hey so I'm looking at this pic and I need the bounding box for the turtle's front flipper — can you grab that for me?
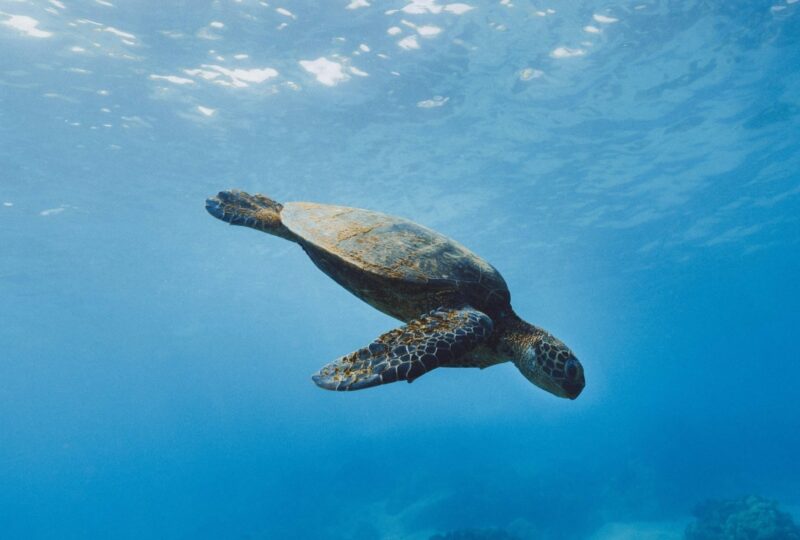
[205,190,295,240]
[312,307,493,391]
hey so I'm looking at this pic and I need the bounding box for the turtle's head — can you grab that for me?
[506,322,585,399]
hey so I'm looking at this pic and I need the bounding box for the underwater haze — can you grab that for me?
[1,0,799,538]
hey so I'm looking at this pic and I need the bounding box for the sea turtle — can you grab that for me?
[206,190,585,399]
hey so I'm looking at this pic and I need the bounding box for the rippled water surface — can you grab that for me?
[1,1,799,538]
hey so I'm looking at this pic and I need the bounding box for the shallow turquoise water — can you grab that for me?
[1,1,799,539]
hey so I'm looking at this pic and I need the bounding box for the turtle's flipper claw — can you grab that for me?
[205,194,235,223]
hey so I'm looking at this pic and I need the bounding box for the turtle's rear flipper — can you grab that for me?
[312,307,493,391]
[206,190,295,240]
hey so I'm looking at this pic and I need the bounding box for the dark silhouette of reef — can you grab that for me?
[685,495,800,540]
[429,528,521,540]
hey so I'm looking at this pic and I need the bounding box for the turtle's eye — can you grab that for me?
[565,358,579,379]
[561,356,584,399]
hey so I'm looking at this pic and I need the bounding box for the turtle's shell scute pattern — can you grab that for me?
[280,202,511,320]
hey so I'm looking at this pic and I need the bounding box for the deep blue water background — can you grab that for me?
[1,1,799,538]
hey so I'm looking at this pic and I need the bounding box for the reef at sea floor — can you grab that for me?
[429,528,521,540]
[685,495,800,540]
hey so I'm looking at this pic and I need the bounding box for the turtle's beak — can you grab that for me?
[562,379,584,400]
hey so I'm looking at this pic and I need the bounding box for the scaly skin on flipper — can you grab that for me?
[205,190,295,240]
[312,307,493,391]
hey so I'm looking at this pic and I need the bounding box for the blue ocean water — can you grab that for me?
[1,0,799,538]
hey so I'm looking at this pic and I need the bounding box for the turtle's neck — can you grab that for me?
[494,311,546,362]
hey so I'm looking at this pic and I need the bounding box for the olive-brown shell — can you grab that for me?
[280,202,511,317]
